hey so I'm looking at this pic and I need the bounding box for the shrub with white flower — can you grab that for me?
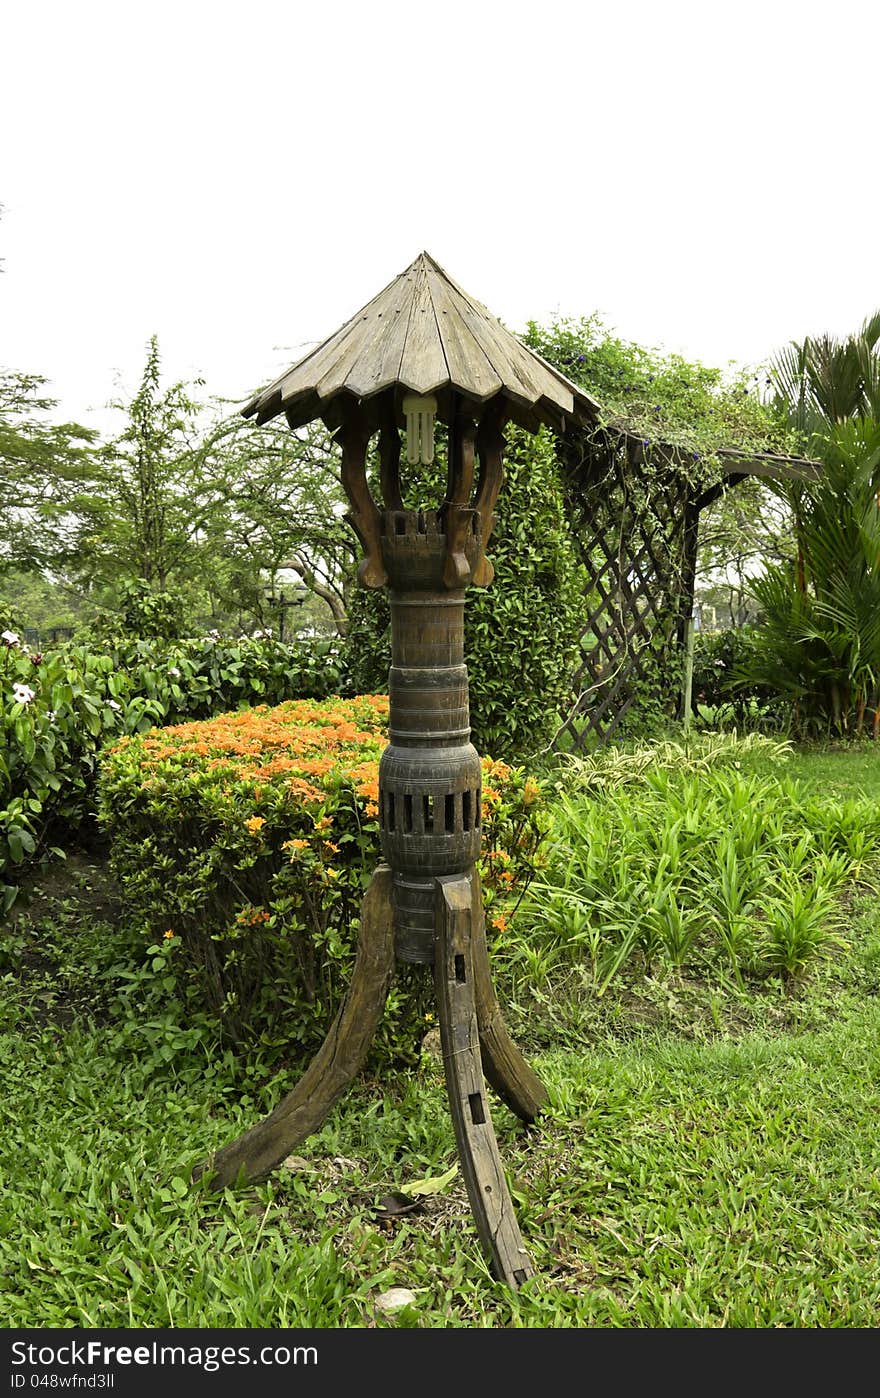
[1,630,341,900]
[1,644,159,901]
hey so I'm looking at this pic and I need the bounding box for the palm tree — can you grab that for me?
[741,315,880,736]
[769,310,880,435]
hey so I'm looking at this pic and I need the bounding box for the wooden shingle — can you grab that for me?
[242,251,601,433]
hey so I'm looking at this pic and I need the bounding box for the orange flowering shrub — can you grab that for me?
[97,696,547,1064]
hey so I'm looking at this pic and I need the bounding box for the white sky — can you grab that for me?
[2,0,878,437]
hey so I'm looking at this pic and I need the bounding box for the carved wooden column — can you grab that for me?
[378,505,481,963]
[371,401,543,1285]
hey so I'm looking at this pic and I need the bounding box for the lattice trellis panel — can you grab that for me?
[554,433,696,748]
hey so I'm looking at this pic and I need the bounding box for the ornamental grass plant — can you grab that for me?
[494,733,876,1009]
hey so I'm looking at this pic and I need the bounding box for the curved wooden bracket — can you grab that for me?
[378,398,404,512]
[472,402,507,588]
[338,408,386,589]
[444,405,477,589]
[193,866,395,1190]
[469,868,547,1122]
[434,875,534,1288]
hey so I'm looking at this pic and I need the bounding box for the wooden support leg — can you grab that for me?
[193,865,395,1190]
[434,875,534,1288]
[469,869,548,1123]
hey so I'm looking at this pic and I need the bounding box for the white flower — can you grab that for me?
[168,666,181,678]
[1,630,20,647]
[106,699,121,711]
[12,682,35,705]
[47,710,57,723]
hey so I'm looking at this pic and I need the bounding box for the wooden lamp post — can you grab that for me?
[196,253,600,1286]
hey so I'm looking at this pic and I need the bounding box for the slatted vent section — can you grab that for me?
[380,788,481,835]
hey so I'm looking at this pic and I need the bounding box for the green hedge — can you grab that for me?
[97,696,547,1067]
[0,631,342,905]
[99,632,341,722]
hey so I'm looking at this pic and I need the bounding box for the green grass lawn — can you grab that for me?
[4,739,880,1328]
[784,745,880,800]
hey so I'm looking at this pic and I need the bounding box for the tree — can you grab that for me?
[739,313,880,734]
[695,478,795,627]
[65,336,224,593]
[0,370,96,575]
[25,338,361,639]
[769,311,880,437]
[746,419,880,734]
[0,567,84,638]
[204,415,355,636]
[693,310,880,634]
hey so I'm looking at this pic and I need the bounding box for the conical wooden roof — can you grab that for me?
[242,251,601,433]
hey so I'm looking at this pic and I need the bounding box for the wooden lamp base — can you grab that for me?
[194,864,546,1289]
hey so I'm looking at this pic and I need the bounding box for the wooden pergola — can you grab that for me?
[550,418,819,746]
